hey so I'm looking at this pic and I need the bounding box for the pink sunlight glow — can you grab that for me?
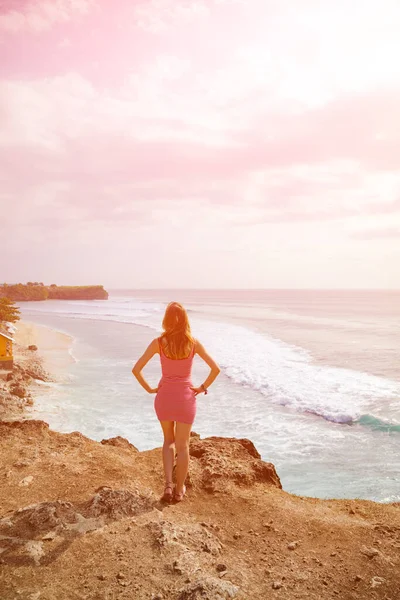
[1,0,400,288]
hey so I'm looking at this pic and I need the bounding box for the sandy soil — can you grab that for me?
[13,321,75,378]
[0,421,399,600]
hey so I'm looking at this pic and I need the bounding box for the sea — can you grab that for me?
[18,289,400,503]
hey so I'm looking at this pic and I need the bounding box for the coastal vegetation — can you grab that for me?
[0,283,108,302]
[0,297,20,325]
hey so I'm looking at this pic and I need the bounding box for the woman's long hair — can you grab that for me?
[160,302,194,359]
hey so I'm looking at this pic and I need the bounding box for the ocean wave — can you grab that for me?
[22,297,400,426]
[355,414,400,433]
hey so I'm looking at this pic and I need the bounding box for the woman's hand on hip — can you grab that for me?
[149,387,158,394]
[190,386,204,396]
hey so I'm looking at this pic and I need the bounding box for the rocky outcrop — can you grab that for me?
[0,353,50,420]
[0,283,109,301]
[101,436,139,452]
[0,421,399,600]
[186,434,281,492]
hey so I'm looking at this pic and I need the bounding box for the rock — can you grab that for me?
[355,575,363,582]
[0,420,49,437]
[100,436,138,452]
[188,435,281,493]
[148,520,222,556]
[97,574,106,581]
[10,385,26,398]
[173,560,184,575]
[361,545,380,559]
[18,475,34,486]
[152,595,163,600]
[178,576,239,599]
[287,541,299,550]
[116,572,125,580]
[371,576,386,587]
[272,581,283,590]
[13,459,32,468]
[25,540,44,566]
[216,564,227,572]
[6,372,13,381]
[42,531,57,541]
[28,345,38,351]
[82,486,154,519]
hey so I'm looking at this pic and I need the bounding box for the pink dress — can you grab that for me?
[154,338,196,425]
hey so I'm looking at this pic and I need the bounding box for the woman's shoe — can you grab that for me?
[174,484,186,503]
[162,483,174,502]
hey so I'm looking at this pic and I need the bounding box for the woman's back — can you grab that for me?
[158,337,195,381]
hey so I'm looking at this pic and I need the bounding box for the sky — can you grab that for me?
[1,0,400,289]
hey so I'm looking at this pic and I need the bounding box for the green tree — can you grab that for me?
[0,297,20,324]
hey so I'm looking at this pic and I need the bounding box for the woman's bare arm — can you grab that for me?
[191,340,221,395]
[132,338,159,393]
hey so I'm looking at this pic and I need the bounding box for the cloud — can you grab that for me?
[0,0,95,33]
[1,70,400,244]
[133,0,210,33]
[350,226,400,240]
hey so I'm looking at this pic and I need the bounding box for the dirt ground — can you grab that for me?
[0,420,399,600]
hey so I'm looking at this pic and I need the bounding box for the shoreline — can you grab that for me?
[14,320,76,378]
[0,320,74,422]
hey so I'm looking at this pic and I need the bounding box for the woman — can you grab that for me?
[132,302,220,502]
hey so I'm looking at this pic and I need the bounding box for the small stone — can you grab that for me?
[349,508,356,515]
[371,576,385,588]
[216,563,227,572]
[116,572,125,580]
[42,531,57,541]
[18,475,33,486]
[97,574,106,581]
[272,581,282,590]
[28,594,41,600]
[330,551,337,557]
[200,522,208,527]
[233,533,241,540]
[152,595,163,600]
[322,580,328,586]
[173,560,183,575]
[287,541,299,550]
[361,546,380,559]
[355,575,363,582]
[13,459,31,468]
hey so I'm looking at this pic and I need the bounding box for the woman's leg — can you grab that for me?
[175,421,192,494]
[160,420,176,485]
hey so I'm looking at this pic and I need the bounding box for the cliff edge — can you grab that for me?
[0,420,399,600]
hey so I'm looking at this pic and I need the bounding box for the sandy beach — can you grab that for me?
[13,320,75,379]
[0,321,75,422]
